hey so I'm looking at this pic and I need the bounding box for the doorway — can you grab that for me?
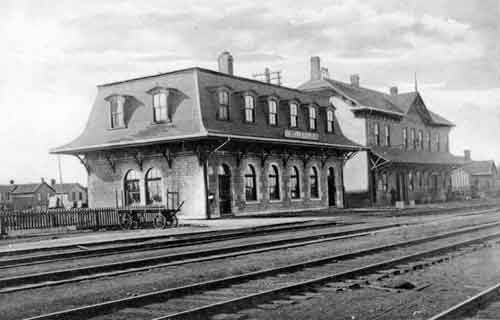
[218,164,232,216]
[396,172,408,202]
[328,167,336,206]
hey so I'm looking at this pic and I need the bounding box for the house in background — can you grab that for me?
[451,150,497,198]
[49,179,88,208]
[9,179,56,210]
[299,57,464,207]
[0,181,15,210]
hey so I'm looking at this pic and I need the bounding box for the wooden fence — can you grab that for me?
[0,207,164,234]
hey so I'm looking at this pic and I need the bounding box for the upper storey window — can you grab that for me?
[419,130,424,150]
[326,110,334,133]
[108,95,125,129]
[244,95,255,123]
[374,122,380,146]
[308,106,317,131]
[403,128,408,149]
[218,90,230,121]
[444,135,449,152]
[411,128,416,150]
[427,132,431,151]
[153,92,168,122]
[268,99,278,126]
[385,125,390,146]
[289,102,298,128]
[436,134,440,152]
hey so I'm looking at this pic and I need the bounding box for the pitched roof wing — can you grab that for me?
[371,146,465,166]
[463,160,497,175]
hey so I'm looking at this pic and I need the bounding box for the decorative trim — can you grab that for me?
[74,154,90,174]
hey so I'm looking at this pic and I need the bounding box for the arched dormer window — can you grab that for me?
[326,109,334,133]
[244,94,255,123]
[217,90,230,120]
[289,101,299,128]
[308,105,317,131]
[106,95,126,129]
[147,87,171,123]
[268,98,278,126]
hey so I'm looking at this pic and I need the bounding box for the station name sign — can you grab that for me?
[284,129,319,141]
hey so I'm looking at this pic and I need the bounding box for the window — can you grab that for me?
[145,168,163,205]
[436,134,440,152]
[124,170,141,206]
[427,132,431,151]
[268,99,278,125]
[289,103,298,128]
[403,128,408,149]
[419,130,424,150]
[109,96,125,128]
[72,192,76,201]
[374,122,380,146]
[290,166,300,199]
[217,90,229,120]
[244,165,257,201]
[411,128,416,149]
[153,92,168,122]
[244,95,255,123]
[416,171,421,189]
[384,125,390,146]
[382,173,388,192]
[444,135,449,152]
[268,165,280,200]
[309,167,319,198]
[79,192,83,201]
[408,171,414,191]
[308,106,317,130]
[326,110,334,133]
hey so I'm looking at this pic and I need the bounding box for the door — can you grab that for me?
[218,164,232,216]
[328,167,336,206]
[397,172,407,202]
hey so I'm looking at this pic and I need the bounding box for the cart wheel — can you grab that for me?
[165,215,178,228]
[154,214,167,229]
[120,213,133,230]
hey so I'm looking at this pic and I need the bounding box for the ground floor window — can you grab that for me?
[244,164,257,201]
[124,170,141,206]
[309,166,319,198]
[408,171,414,191]
[290,166,300,199]
[146,168,163,205]
[268,165,280,200]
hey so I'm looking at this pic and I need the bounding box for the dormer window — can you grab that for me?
[268,99,278,125]
[218,90,230,120]
[107,95,125,129]
[153,92,168,122]
[326,109,334,133]
[289,102,298,128]
[308,106,317,131]
[244,94,255,123]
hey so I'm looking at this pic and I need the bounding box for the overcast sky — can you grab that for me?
[0,0,499,185]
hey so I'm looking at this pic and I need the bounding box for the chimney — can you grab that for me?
[51,179,56,187]
[41,177,45,184]
[390,86,398,96]
[350,74,360,87]
[310,56,321,80]
[218,51,234,75]
[320,67,330,79]
[464,149,471,161]
[9,180,14,185]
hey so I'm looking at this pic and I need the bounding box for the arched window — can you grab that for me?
[268,165,280,200]
[290,166,300,199]
[145,168,163,205]
[124,170,141,206]
[408,171,414,191]
[244,164,257,201]
[244,95,255,123]
[218,90,229,120]
[310,166,319,198]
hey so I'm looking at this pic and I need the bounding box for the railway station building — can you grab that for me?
[51,52,362,219]
[299,57,465,207]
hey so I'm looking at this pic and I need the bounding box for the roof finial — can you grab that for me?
[414,71,418,92]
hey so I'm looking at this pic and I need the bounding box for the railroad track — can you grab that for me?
[20,221,500,320]
[0,222,403,292]
[427,281,500,320]
[4,207,499,268]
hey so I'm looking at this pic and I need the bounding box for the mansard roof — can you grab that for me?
[299,78,454,127]
[52,68,361,154]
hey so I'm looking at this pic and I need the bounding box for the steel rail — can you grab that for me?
[426,282,500,320]
[20,223,500,320]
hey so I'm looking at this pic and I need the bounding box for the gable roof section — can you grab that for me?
[463,160,497,176]
[10,183,55,195]
[0,185,15,193]
[299,78,454,126]
[53,183,87,194]
[371,146,465,166]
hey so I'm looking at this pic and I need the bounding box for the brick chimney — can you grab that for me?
[390,86,398,96]
[51,179,56,187]
[310,56,321,80]
[41,177,45,184]
[218,51,234,75]
[350,74,360,87]
[464,149,471,161]
[9,180,14,185]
